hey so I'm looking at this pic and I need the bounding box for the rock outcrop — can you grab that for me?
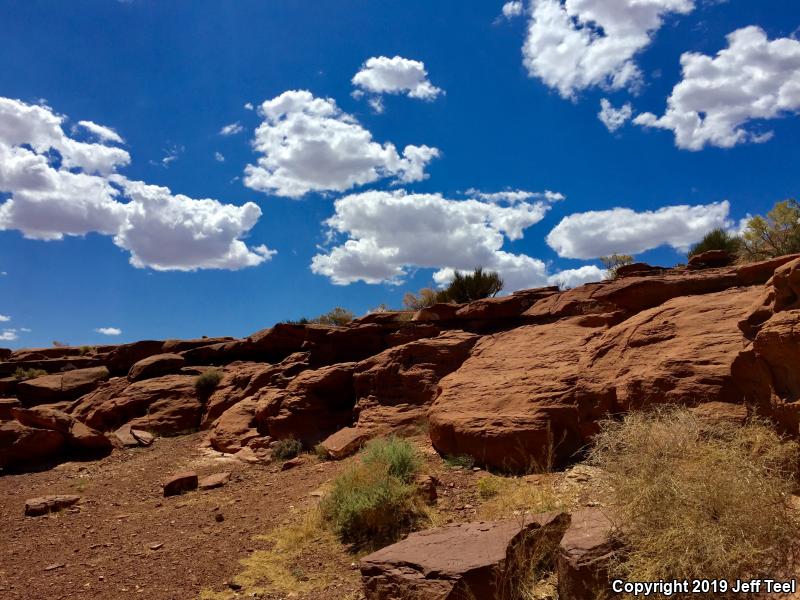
[128,353,186,381]
[557,508,617,600]
[16,366,110,406]
[360,513,569,600]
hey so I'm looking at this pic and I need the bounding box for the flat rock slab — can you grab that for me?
[162,471,198,497]
[199,472,231,490]
[25,494,81,516]
[360,512,569,600]
[319,426,373,460]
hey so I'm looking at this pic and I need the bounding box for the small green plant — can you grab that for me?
[438,267,504,303]
[477,476,502,499]
[14,367,48,381]
[688,228,741,258]
[361,437,422,481]
[600,253,634,279]
[321,437,425,548]
[314,443,330,460]
[444,453,475,469]
[194,369,222,394]
[272,437,303,460]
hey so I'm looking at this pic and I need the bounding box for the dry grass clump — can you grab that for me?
[321,436,427,549]
[272,437,303,460]
[590,407,800,590]
[477,475,564,521]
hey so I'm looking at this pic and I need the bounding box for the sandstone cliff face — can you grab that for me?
[4,256,800,473]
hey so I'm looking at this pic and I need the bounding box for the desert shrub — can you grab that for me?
[78,345,96,356]
[14,367,48,381]
[361,436,421,481]
[688,228,741,258]
[599,254,634,279]
[740,199,800,262]
[444,453,475,469]
[321,437,424,548]
[272,437,303,460]
[194,369,222,394]
[402,287,442,310]
[590,407,800,591]
[314,307,354,326]
[477,475,502,499]
[438,268,504,303]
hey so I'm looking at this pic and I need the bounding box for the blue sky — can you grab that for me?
[1,0,799,348]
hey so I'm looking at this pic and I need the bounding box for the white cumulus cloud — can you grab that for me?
[352,56,443,101]
[0,314,9,322]
[0,329,17,341]
[547,264,607,288]
[95,327,122,336]
[634,26,800,150]
[523,0,695,99]
[0,97,273,271]
[243,90,440,198]
[502,1,525,19]
[598,98,633,132]
[546,201,731,259]
[311,189,561,291]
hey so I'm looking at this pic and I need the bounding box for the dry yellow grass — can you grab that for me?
[476,474,565,521]
[590,406,800,594]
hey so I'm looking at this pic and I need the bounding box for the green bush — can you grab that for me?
[438,267,503,303]
[314,307,354,326]
[688,228,741,258]
[321,437,424,548]
[272,437,303,460]
[194,369,222,394]
[740,199,800,262]
[361,437,422,482]
[14,367,48,381]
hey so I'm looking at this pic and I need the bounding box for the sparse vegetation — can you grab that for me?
[590,407,800,590]
[600,253,634,279]
[272,437,303,460]
[314,307,355,326]
[438,267,504,303]
[14,367,48,381]
[402,287,441,310]
[194,369,222,394]
[78,345,95,356]
[688,227,741,258]
[320,437,425,549]
[476,475,563,521]
[740,199,800,262]
[444,453,475,469]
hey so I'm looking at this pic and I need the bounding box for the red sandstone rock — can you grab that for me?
[0,420,65,469]
[11,406,111,451]
[24,494,81,516]
[318,426,373,460]
[71,374,201,435]
[0,397,20,419]
[360,513,569,600]
[688,250,734,269]
[257,363,356,444]
[557,508,617,600]
[16,366,110,406]
[162,471,198,496]
[199,472,231,490]
[411,303,461,322]
[128,353,186,381]
[454,287,559,320]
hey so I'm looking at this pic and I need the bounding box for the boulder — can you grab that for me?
[454,287,560,321]
[360,513,569,600]
[412,303,461,322]
[24,494,81,516]
[0,357,102,376]
[431,287,759,472]
[128,353,186,381]
[209,396,263,453]
[0,397,20,419]
[318,426,373,460]
[70,374,201,435]
[114,423,141,447]
[0,419,65,469]
[688,250,734,270]
[199,471,231,490]
[0,347,11,361]
[162,471,198,496]
[11,406,111,451]
[104,340,166,375]
[257,363,356,444]
[614,262,666,278]
[16,366,110,406]
[557,508,617,600]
